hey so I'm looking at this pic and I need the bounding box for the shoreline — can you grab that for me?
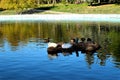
[0,14,120,22]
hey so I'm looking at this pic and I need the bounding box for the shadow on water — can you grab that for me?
[0,8,5,11]
[18,6,54,14]
[0,8,6,14]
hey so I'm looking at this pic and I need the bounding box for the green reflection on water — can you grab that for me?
[0,21,120,68]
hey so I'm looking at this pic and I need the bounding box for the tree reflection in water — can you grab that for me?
[85,53,94,69]
[47,50,112,69]
[0,21,120,68]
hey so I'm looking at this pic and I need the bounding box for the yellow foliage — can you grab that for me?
[0,0,37,10]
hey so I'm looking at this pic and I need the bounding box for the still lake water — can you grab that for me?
[0,21,120,80]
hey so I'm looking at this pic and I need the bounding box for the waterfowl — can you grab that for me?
[47,42,62,54]
[47,46,58,54]
[47,42,58,54]
[47,37,101,55]
[77,38,86,52]
[94,42,101,50]
[48,42,57,48]
[62,38,78,52]
[85,38,101,53]
[62,43,73,52]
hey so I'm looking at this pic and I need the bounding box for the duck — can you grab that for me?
[47,42,62,54]
[94,42,101,50]
[62,38,78,52]
[62,43,73,52]
[47,38,78,53]
[85,38,101,53]
[77,38,86,52]
[47,42,57,54]
[48,42,57,48]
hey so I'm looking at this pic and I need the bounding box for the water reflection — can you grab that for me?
[47,49,113,69]
[0,21,120,68]
[85,53,94,69]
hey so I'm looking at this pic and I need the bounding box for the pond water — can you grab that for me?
[0,21,120,80]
